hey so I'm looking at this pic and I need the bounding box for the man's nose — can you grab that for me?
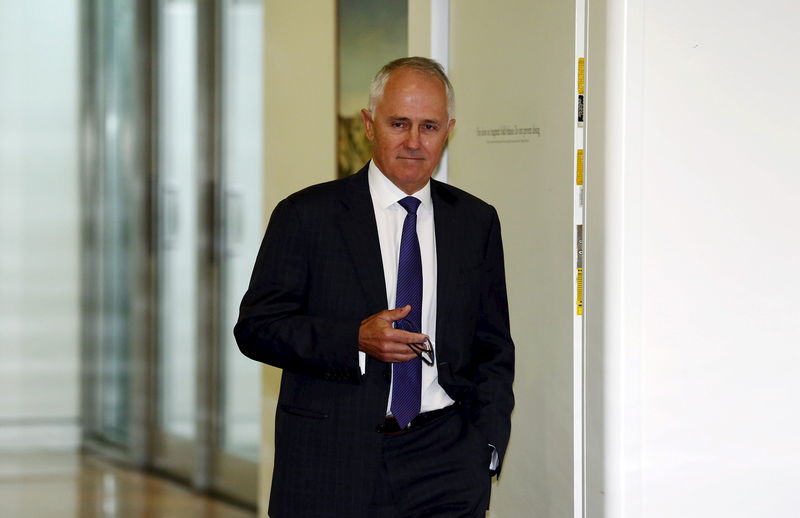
[404,127,421,150]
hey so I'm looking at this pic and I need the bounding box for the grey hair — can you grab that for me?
[368,57,455,119]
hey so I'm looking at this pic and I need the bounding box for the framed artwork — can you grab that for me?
[337,0,408,177]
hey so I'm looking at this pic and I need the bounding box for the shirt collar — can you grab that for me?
[368,160,432,211]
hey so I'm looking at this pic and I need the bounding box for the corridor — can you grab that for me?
[0,451,256,518]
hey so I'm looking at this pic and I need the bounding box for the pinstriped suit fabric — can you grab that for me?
[234,166,514,518]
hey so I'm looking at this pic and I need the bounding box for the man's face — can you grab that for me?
[361,68,455,195]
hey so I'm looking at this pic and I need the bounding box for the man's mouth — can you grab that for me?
[397,156,425,160]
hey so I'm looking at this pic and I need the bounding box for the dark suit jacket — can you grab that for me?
[234,165,514,518]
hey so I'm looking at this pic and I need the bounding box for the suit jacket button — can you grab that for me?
[375,424,385,433]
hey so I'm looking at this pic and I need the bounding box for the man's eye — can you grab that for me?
[424,124,438,131]
[391,122,406,128]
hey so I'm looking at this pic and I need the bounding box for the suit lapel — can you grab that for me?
[337,172,461,349]
[432,180,460,358]
[338,167,388,313]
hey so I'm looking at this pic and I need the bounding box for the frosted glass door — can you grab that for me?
[217,0,263,463]
[156,0,199,459]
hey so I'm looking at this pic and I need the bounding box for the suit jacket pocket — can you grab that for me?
[279,403,329,419]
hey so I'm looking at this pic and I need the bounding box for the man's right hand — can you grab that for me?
[358,305,429,363]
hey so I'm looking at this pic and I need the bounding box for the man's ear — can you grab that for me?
[446,118,456,137]
[360,109,375,142]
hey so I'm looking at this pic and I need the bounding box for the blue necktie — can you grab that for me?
[390,196,423,429]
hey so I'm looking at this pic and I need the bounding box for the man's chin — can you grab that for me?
[396,166,434,181]
[394,159,432,174]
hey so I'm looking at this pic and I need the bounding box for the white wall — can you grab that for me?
[260,0,337,513]
[447,1,577,516]
[586,0,800,516]
[0,0,80,450]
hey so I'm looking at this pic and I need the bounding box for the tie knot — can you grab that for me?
[398,196,421,214]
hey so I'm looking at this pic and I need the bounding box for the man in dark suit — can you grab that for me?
[235,57,514,518]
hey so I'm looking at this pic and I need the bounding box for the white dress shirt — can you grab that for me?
[359,161,455,414]
[361,161,499,471]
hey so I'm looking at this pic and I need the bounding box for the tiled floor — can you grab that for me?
[0,451,256,518]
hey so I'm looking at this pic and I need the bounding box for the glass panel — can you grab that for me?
[219,0,263,461]
[92,0,138,445]
[157,0,199,441]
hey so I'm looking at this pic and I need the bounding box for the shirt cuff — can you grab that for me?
[489,444,499,471]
